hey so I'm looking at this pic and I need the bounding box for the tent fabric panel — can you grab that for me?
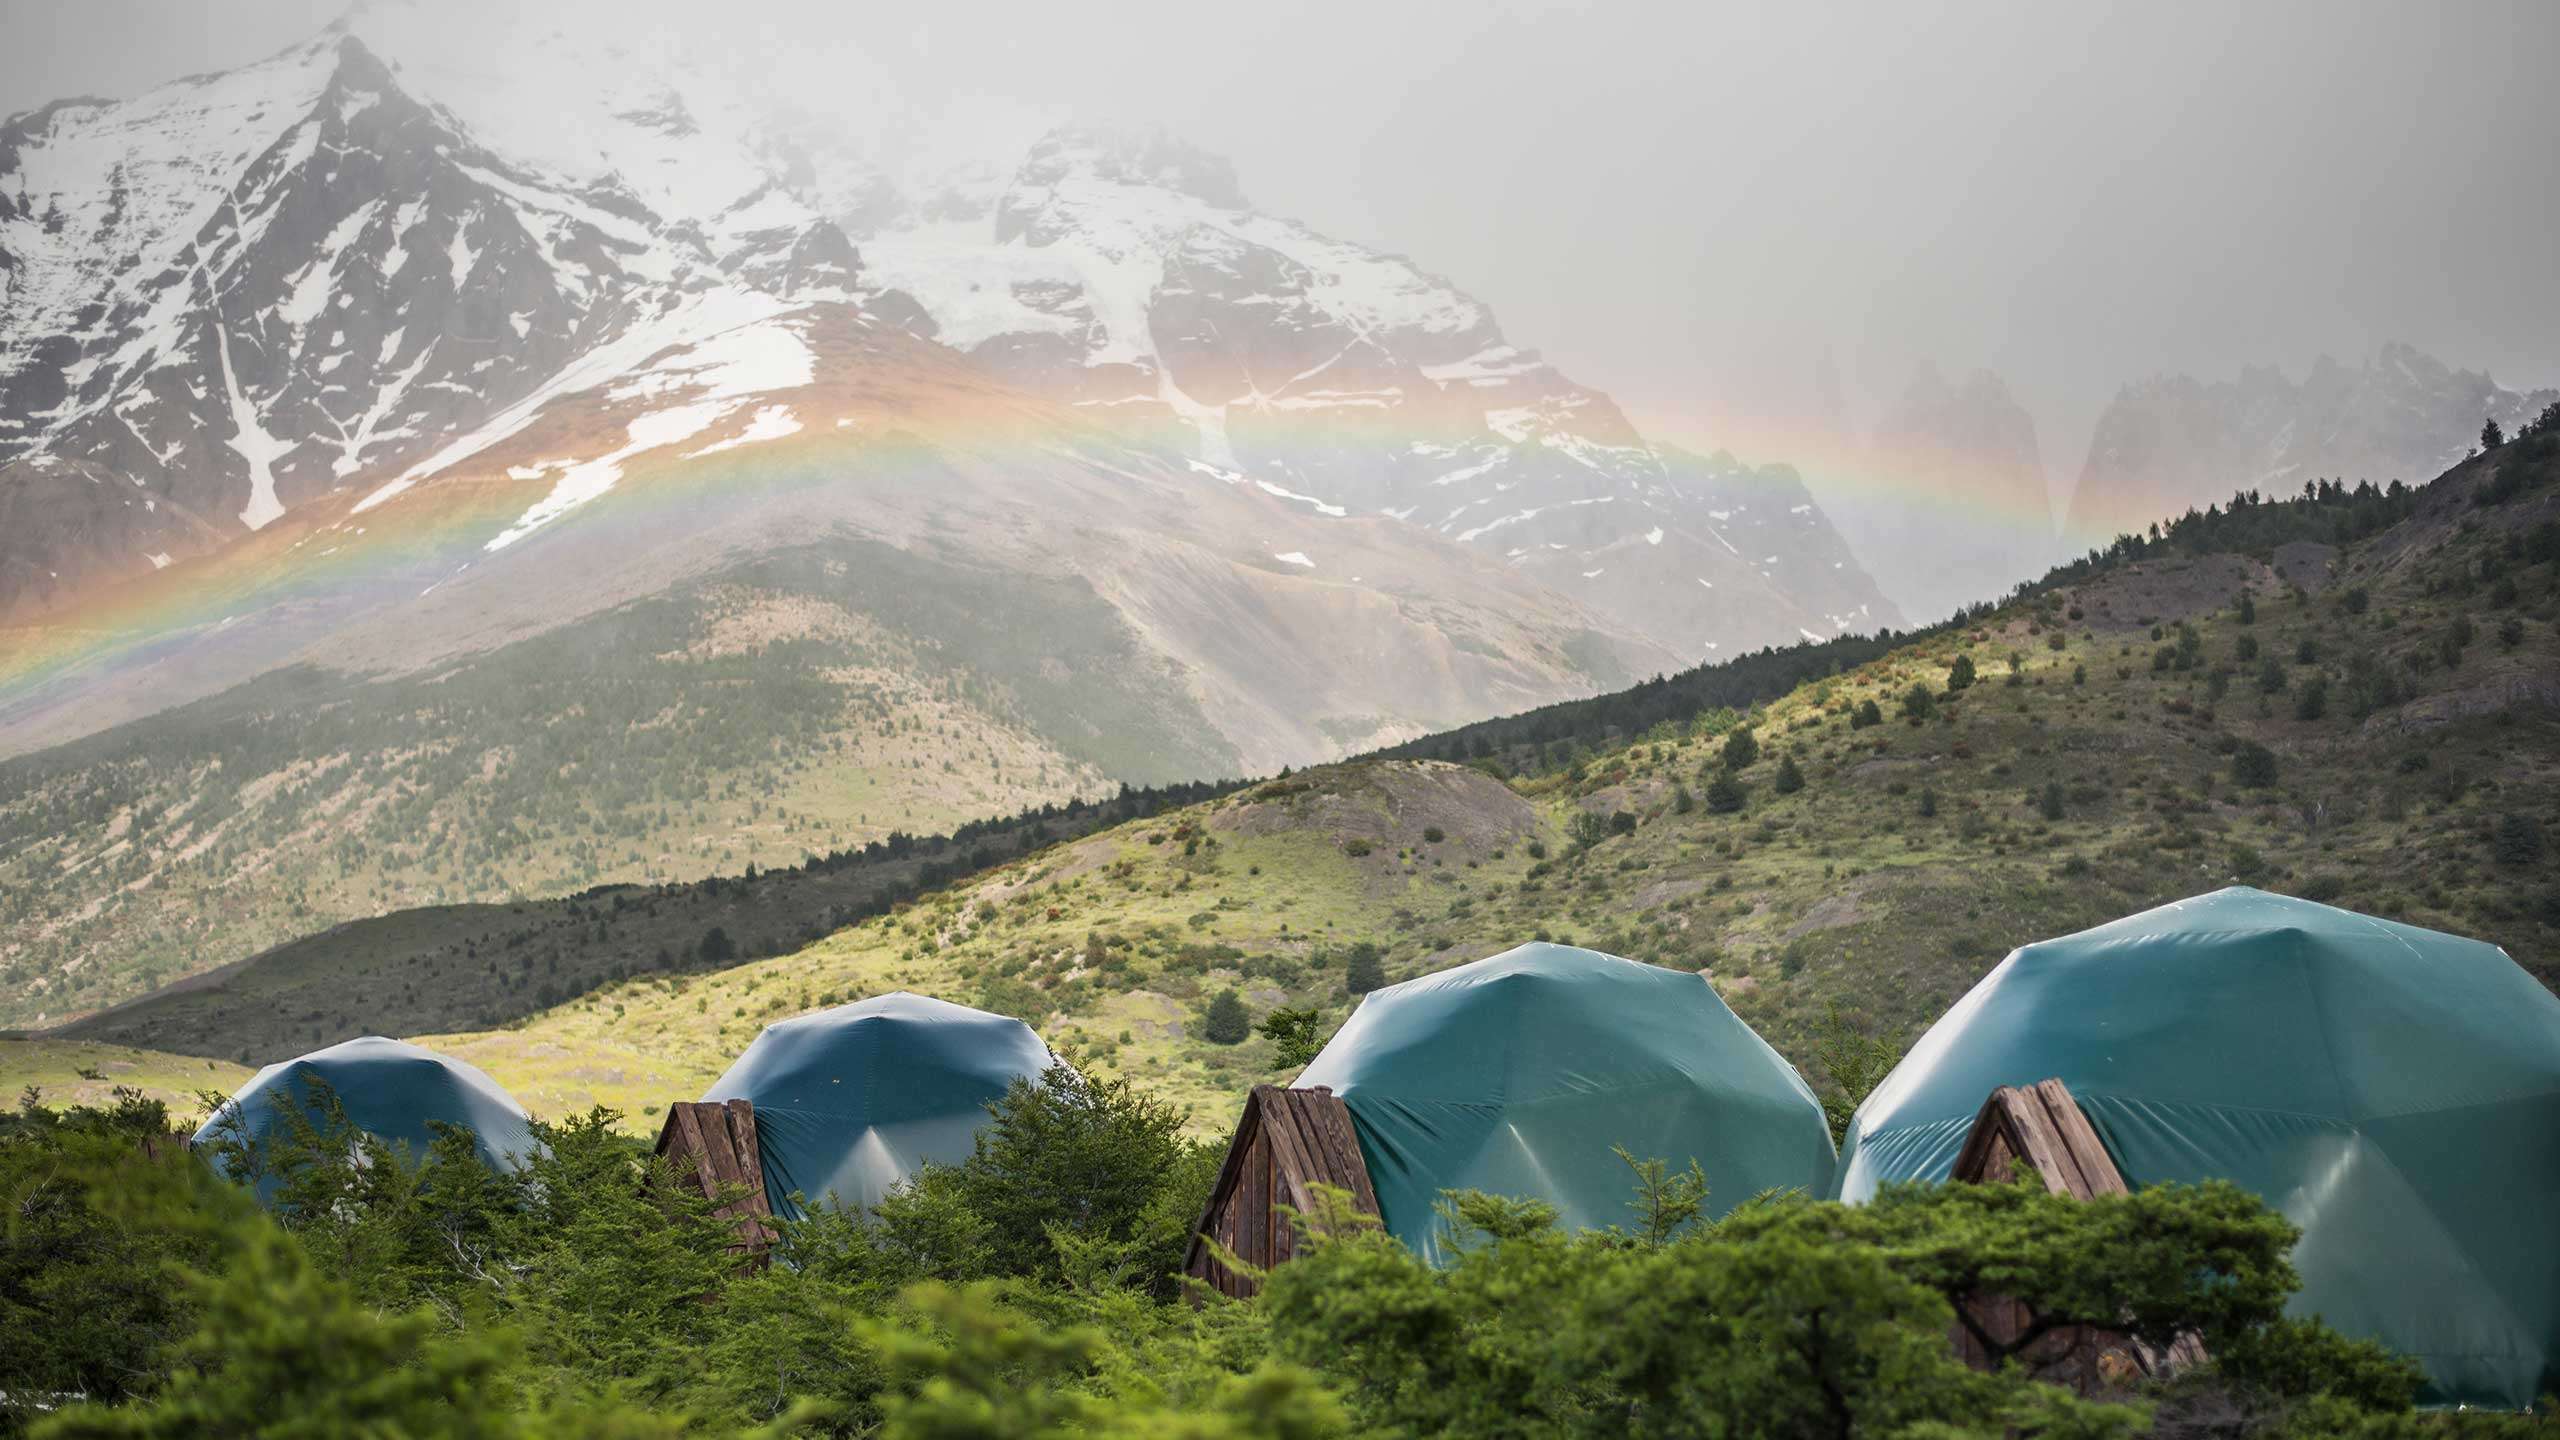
[702,992,1052,1222]
[191,1036,537,1203]
[1306,944,1835,1266]
[1837,888,2560,1410]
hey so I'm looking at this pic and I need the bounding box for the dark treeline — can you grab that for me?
[62,772,1246,1061]
[1373,453,2521,780]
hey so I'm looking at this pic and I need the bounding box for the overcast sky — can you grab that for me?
[8,0,2556,495]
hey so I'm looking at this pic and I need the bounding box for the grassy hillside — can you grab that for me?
[0,537,1238,1027]
[0,1038,247,1116]
[427,440,2560,1129]
[11,435,2556,1134]
[45,775,1241,1062]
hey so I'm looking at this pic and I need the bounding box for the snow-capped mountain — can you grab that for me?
[2064,342,2559,545]
[0,10,1903,789]
[0,24,873,614]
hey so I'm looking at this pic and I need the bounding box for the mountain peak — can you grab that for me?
[1012,125,1247,211]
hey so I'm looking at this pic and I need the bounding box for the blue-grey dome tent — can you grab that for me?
[192,1035,538,1202]
[701,991,1053,1219]
[1295,942,1836,1264]
[1836,887,2560,1409]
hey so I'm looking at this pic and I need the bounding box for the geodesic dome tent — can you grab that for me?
[192,1035,538,1203]
[700,991,1053,1219]
[1294,942,1836,1265]
[1836,887,2560,1409]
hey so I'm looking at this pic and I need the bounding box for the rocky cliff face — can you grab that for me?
[2065,342,2557,545]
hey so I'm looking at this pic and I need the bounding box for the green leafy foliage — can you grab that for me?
[1255,1007,1329,1070]
[5,1085,2540,1438]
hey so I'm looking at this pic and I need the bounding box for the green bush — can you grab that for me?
[1344,941,1387,995]
[1203,989,1250,1046]
[1721,727,1760,771]
[2233,743,2280,788]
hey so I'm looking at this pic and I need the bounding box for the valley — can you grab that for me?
[20,432,2555,1138]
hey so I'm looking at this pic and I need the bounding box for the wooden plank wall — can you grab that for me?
[1947,1077,2206,1390]
[654,1098,775,1258]
[1185,1085,1380,1299]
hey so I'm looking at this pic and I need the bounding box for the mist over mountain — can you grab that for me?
[0,11,1900,772]
[2064,343,2560,546]
[1825,364,2063,624]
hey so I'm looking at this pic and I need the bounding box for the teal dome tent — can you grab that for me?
[702,991,1053,1219]
[1837,887,2560,1409]
[192,1036,537,1202]
[1295,942,1835,1265]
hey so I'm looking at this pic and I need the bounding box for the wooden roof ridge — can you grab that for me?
[1183,1085,1380,1298]
[1951,1077,2130,1199]
[654,1097,775,1254]
[1946,1076,2209,1387]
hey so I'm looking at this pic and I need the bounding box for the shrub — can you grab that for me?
[1421,826,1445,844]
[2294,675,2328,721]
[1901,685,1936,722]
[1722,726,1760,771]
[1344,941,1387,995]
[1341,837,1374,858]
[2496,813,2546,867]
[2233,742,2280,788]
[2038,781,2065,821]
[1851,699,1884,729]
[1607,810,1637,837]
[1201,989,1250,1045]
[1256,1006,1328,1068]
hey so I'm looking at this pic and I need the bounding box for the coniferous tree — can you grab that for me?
[1945,655,1976,693]
[1722,727,1760,771]
[1202,989,1250,1046]
[1344,941,1387,995]
[1774,755,1805,795]
[1704,773,1747,814]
